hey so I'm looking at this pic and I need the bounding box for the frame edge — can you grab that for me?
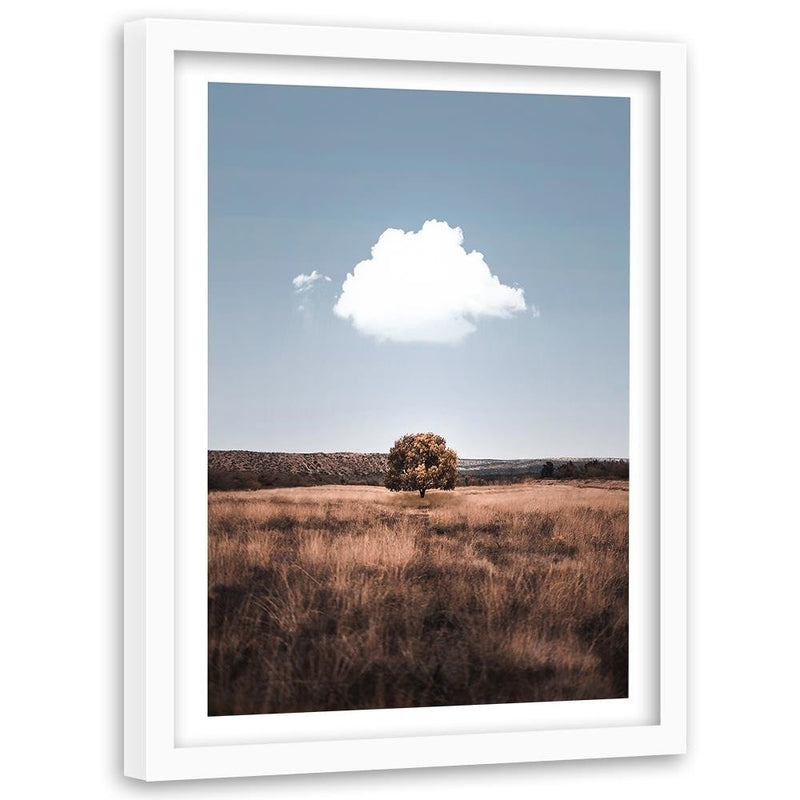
[123,18,148,782]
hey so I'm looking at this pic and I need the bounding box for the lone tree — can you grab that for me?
[385,433,458,498]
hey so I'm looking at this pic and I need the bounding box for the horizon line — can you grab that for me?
[208,447,630,461]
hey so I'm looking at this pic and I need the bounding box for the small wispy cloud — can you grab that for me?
[292,270,331,293]
[333,220,528,343]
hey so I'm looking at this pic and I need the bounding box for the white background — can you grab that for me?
[1,1,797,798]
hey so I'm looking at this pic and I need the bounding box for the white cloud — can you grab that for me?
[333,220,527,343]
[292,270,331,292]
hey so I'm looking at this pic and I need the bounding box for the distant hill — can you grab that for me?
[460,457,590,476]
[208,450,388,487]
[208,450,628,490]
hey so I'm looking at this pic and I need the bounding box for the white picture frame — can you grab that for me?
[124,18,686,782]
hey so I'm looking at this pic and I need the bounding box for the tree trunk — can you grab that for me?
[419,488,426,498]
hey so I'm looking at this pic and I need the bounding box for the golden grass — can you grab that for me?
[208,481,628,715]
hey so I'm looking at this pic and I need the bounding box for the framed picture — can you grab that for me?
[124,18,686,781]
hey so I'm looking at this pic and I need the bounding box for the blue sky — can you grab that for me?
[209,83,629,459]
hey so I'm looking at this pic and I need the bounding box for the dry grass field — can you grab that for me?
[208,482,628,715]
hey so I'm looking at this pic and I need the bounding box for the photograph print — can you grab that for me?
[207,82,630,716]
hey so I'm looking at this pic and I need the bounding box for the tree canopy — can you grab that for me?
[385,433,457,498]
